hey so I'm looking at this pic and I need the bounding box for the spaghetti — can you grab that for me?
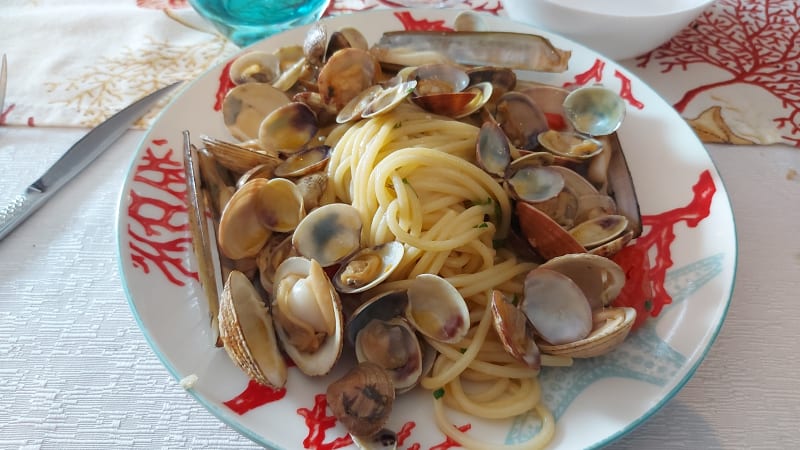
[325,103,558,449]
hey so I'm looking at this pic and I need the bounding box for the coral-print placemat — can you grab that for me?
[622,0,800,146]
[1,0,797,146]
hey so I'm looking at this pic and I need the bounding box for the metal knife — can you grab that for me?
[0,81,183,241]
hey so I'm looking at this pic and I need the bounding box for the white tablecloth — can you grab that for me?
[3,1,800,449]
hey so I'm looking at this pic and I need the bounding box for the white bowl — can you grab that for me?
[502,0,715,60]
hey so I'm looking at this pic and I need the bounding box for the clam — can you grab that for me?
[521,268,593,345]
[467,66,516,103]
[272,256,344,376]
[327,362,395,438]
[303,21,327,67]
[218,270,287,387]
[562,85,626,136]
[295,172,329,211]
[506,165,565,204]
[258,102,318,154]
[537,306,636,358]
[256,233,295,294]
[326,27,369,60]
[346,290,427,393]
[292,203,363,267]
[408,64,470,96]
[229,50,281,85]
[354,317,424,393]
[569,214,629,249]
[537,130,604,160]
[332,241,405,294]
[405,274,470,344]
[273,145,331,178]
[217,178,305,259]
[336,85,385,123]
[494,92,549,150]
[602,132,643,238]
[539,253,626,310]
[476,121,512,178]
[518,84,570,131]
[318,48,380,110]
[201,135,281,174]
[516,201,586,261]
[361,81,417,119]
[490,290,541,369]
[222,83,291,141]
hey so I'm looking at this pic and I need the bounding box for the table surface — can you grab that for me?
[3,3,800,450]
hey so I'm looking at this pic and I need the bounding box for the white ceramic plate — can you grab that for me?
[116,9,737,450]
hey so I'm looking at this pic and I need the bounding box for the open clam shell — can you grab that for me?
[354,317,424,394]
[521,268,593,346]
[490,290,541,370]
[537,307,636,358]
[516,201,586,260]
[222,83,291,141]
[539,253,626,310]
[218,270,287,387]
[272,256,345,376]
[201,135,281,175]
[332,241,405,294]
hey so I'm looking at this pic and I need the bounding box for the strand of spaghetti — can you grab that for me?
[446,375,540,418]
[428,339,539,379]
[448,261,536,299]
[432,398,555,450]
[390,172,424,237]
[370,147,511,237]
[420,297,493,389]
[383,202,486,252]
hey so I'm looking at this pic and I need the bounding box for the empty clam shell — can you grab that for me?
[563,85,626,136]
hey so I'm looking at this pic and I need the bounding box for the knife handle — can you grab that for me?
[0,190,45,241]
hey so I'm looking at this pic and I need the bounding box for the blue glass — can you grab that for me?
[189,0,330,47]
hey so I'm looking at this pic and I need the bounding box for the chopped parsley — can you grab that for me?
[433,388,445,399]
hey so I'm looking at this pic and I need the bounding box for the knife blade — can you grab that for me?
[0,80,183,241]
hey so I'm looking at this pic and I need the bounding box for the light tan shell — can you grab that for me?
[537,307,636,358]
[218,270,287,387]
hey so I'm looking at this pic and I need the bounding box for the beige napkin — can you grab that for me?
[0,0,237,129]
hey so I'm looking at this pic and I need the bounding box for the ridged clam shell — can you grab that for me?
[218,270,287,387]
